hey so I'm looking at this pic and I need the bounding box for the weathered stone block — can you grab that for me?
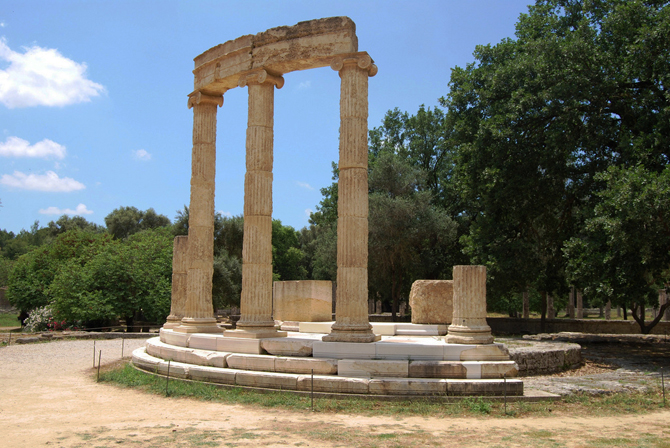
[338,359,408,378]
[275,357,338,374]
[188,334,219,351]
[369,378,446,395]
[261,337,314,356]
[273,280,333,322]
[235,371,298,390]
[217,336,264,354]
[188,365,236,384]
[226,354,276,371]
[312,341,376,359]
[409,280,453,324]
[408,361,467,378]
[297,375,369,394]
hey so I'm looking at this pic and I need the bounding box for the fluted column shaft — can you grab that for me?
[164,236,188,329]
[226,70,286,339]
[324,54,378,343]
[446,265,493,344]
[176,91,222,334]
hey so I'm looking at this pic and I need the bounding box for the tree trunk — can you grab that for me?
[632,300,670,334]
[540,291,547,333]
[623,301,628,320]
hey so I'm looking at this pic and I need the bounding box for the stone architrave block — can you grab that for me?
[296,375,369,394]
[235,371,298,390]
[275,357,338,375]
[226,354,276,371]
[261,337,315,357]
[408,361,468,379]
[409,280,453,325]
[188,365,237,384]
[312,341,376,359]
[273,280,333,322]
[369,378,447,395]
[338,359,409,378]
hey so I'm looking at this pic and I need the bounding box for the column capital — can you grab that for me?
[238,69,285,89]
[330,52,378,77]
[187,91,224,109]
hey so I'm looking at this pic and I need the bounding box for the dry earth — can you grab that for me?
[1,337,669,448]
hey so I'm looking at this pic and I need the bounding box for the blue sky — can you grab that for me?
[0,0,531,234]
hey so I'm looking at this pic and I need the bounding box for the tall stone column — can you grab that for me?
[324,54,379,343]
[605,300,612,320]
[446,265,494,345]
[175,91,223,334]
[576,289,584,319]
[568,287,575,319]
[547,294,555,319]
[164,236,189,329]
[225,70,286,339]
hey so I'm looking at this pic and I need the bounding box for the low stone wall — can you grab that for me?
[501,339,582,376]
[489,317,670,335]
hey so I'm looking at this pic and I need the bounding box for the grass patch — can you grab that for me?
[100,361,669,420]
[0,312,20,328]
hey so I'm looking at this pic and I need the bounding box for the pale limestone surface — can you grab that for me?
[275,357,338,375]
[236,371,298,390]
[226,354,276,371]
[338,359,409,378]
[260,337,315,357]
[216,336,263,354]
[395,323,448,336]
[273,280,332,322]
[188,334,219,351]
[188,365,237,384]
[409,280,454,324]
[446,265,494,344]
[368,378,447,395]
[408,361,467,379]
[375,342,444,361]
[297,375,369,394]
[164,236,188,329]
[312,341,376,359]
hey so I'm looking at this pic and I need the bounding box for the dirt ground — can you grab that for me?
[1,338,669,448]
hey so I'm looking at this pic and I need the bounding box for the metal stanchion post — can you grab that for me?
[166,360,171,396]
[503,373,507,415]
[311,369,314,412]
[93,341,96,368]
[97,350,102,382]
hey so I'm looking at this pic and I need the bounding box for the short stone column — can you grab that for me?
[164,236,188,329]
[175,91,223,334]
[225,70,286,339]
[547,294,555,319]
[446,265,493,345]
[323,54,378,343]
[568,288,575,318]
[522,289,529,319]
[605,300,612,320]
[576,289,584,319]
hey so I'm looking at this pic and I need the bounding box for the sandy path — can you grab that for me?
[1,339,669,448]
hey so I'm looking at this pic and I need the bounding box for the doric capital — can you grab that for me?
[238,69,285,89]
[187,91,224,109]
[330,52,378,77]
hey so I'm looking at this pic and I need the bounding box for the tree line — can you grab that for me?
[2,0,668,333]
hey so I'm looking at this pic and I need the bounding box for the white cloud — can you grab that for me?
[296,181,314,190]
[39,203,93,216]
[0,37,105,108]
[0,23,5,28]
[218,210,232,218]
[0,136,66,159]
[0,170,85,192]
[305,208,313,217]
[132,149,151,161]
[298,81,311,90]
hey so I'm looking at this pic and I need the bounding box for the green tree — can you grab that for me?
[105,206,170,239]
[565,165,670,333]
[272,219,308,281]
[45,215,104,237]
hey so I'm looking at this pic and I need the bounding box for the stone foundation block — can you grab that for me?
[261,337,314,357]
[375,342,444,361]
[395,324,448,336]
[217,336,264,354]
[409,280,453,324]
[338,359,408,378]
[299,321,334,334]
[132,347,160,372]
[369,378,447,395]
[446,379,523,396]
[297,375,369,394]
[408,361,468,378]
[235,371,298,390]
[480,361,518,378]
[312,341,376,359]
[157,361,189,379]
[459,343,510,361]
[370,323,397,336]
[188,365,237,384]
[226,354,276,371]
[188,334,219,351]
[160,329,190,347]
[443,344,476,361]
[275,357,338,374]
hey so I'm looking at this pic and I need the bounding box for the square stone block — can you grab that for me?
[312,341,376,359]
[161,329,191,347]
[235,371,298,390]
[275,357,338,375]
[446,379,523,396]
[157,360,189,379]
[188,365,236,384]
[408,361,468,379]
[369,378,447,395]
[480,361,519,379]
[299,321,333,334]
[370,323,397,336]
[409,280,453,324]
[217,337,264,354]
[188,334,220,351]
[132,347,159,371]
[273,280,333,322]
[375,342,444,361]
[261,337,314,357]
[191,349,230,368]
[226,354,276,371]
[462,361,483,379]
[338,359,408,378]
[297,375,369,394]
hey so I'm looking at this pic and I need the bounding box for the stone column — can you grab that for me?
[447,265,493,345]
[323,54,379,343]
[175,91,223,334]
[659,290,669,321]
[225,70,286,339]
[164,236,188,329]
[576,289,583,319]
[547,294,555,319]
[605,300,611,321]
[568,287,575,318]
[522,289,529,319]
